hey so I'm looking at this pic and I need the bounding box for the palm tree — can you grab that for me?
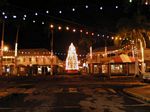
[116,13,150,49]
[0,0,8,7]
[78,36,95,54]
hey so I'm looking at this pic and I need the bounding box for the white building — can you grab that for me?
[2,49,63,75]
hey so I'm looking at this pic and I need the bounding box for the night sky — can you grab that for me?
[0,0,150,59]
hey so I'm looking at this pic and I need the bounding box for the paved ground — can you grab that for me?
[124,85,150,103]
[0,75,149,112]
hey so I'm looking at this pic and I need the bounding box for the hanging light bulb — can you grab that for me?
[73,29,76,32]
[58,26,62,30]
[50,24,54,29]
[2,12,5,15]
[13,15,17,18]
[35,12,38,16]
[85,5,88,8]
[23,17,26,20]
[46,10,49,14]
[42,22,44,25]
[100,6,103,10]
[145,1,148,5]
[66,26,69,30]
[129,0,132,3]
[4,16,7,19]
[23,14,26,18]
[72,8,75,11]
[59,10,62,14]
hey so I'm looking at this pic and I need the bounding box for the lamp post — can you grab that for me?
[50,24,54,75]
[90,46,93,74]
[0,22,5,75]
[14,26,20,75]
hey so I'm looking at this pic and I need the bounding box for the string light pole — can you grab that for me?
[0,22,5,75]
[50,24,54,75]
[14,25,20,75]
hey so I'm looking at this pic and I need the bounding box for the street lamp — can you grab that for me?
[3,45,9,52]
[50,24,54,75]
[0,22,5,75]
[14,25,20,75]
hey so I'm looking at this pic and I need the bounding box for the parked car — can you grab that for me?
[142,72,150,82]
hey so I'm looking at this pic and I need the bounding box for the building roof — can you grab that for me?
[93,46,119,52]
[3,48,52,56]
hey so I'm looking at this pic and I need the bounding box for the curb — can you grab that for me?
[123,88,150,103]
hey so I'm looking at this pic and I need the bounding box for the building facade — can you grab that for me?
[2,49,63,75]
[86,47,149,77]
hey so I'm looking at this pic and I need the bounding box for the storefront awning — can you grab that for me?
[110,54,136,63]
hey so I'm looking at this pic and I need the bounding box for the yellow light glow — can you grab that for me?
[66,43,79,70]
[58,26,62,30]
[66,26,69,30]
[50,24,54,29]
[73,29,76,32]
[3,46,9,52]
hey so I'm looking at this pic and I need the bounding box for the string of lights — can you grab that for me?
[0,0,149,38]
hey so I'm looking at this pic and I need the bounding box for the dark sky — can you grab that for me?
[0,0,150,59]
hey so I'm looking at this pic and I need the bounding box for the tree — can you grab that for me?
[78,36,95,54]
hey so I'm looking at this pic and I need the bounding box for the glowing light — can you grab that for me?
[129,0,132,3]
[116,6,118,8]
[100,6,103,10]
[4,16,7,19]
[72,8,75,11]
[145,2,148,5]
[23,17,26,20]
[73,29,76,32]
[92,33,94,36]
[33,20,35,23]
[3,46,9,52]
[85,5,88,8]
[24,15,27,17]
[2,12,5,15]
[58,26,62,30]
[66,43,79,70]
[35,12,38,16]
[80,30,83,33]
[86,32,88,35]
[13,15,17,18]
[111,37,114,40]
[46,10,49,13]
[97,34,100,37]
[42,22,44,24]
[50,24,54,29]
[119,37,122,40]
[66,26,69,30]
[59,10,62,14]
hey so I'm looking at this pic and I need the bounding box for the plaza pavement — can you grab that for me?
[0,74,149,104]
[124,85,150,103]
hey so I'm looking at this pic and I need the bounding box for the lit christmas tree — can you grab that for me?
[66,43,79,72]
